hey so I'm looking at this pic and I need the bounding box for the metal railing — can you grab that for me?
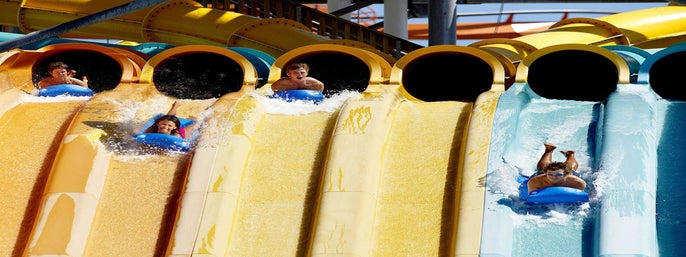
[196,0,424,58]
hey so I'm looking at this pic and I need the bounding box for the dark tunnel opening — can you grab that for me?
[284,53,370,95]
[153,53,243,99]
[33,50,122,93]
[528,50,617,102]
[402,53,493,102]
[649,51,686,101]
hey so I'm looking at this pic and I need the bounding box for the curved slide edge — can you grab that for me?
[1,42,146,93]
[603,45,653,84]
[137,44,261,86]
[453,90,501,257]
[0,85,25,116]
[309,84,405,257]
[24,109,112,257]
[166,91,262,256]
[260,43,393,96]
[0,98,91,256]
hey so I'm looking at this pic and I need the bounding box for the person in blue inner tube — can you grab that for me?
[37,62,89,89]
[144,101,193,139]
[271,62,324,93]
[527,143,587,194]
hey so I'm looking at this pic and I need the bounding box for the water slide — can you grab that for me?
[1,1,686,257]
[477,34,685,257]
[480,44,631,256]
[635,44,686,257]
[477,39,686,257]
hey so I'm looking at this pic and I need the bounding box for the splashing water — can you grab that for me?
[254,90,361,115]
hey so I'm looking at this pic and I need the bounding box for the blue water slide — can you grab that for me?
[595,63,658,256]
[228,47,275,86]
[479,83,528,257]
[131,42,176,56]
[482,81,603,257]
[637,43,686,257]
[481,44,630,257]
[0,31,176,57]
[0,32,110,49]
[603,46,652,84]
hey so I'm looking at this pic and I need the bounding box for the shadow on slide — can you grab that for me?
[639,43,686,257]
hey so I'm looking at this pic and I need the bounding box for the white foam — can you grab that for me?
[254,90,360,115]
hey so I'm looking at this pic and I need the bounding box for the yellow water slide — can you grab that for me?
[0,43,142,256]
[0,44,259,256]
[158,43,509,257]
[305,45,508,257]
[164,44,392,256]
[0,0,329,57]
[472,5,686,63]
[1,2,686,257]
[0,87,84,257]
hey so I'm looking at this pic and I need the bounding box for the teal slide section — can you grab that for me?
[481,81,602,257]
[477,44,671,257]
[637,43,686,257]
[479,42,686,257]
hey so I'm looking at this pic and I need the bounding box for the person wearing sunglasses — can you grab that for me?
[527,143,586,194]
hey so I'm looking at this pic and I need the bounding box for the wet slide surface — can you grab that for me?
[77,97,216,256]
[217,95,340,256]
[83,154,191,256]
[481,84,600,256]
[194,91,474,256]
[2,2,686,256]
[371,101,468,256]
[656,100,686,257]
[0,96,84,256]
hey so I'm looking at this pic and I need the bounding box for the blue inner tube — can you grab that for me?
[133,133,190,151]
[38,84,94,97]
[517,175,589,204]
[132,113,196,152]
[272,89,324,102]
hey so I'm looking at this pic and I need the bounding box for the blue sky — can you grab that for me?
[361,2,670,46]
